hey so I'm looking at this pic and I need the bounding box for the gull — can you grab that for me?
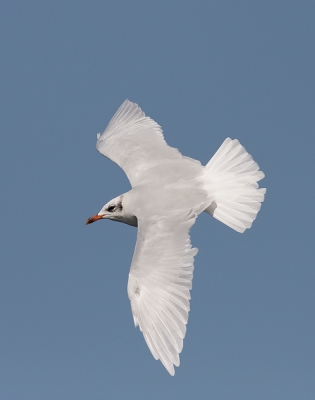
[86,100,266,375]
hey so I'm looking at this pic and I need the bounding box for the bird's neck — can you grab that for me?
[112,214,138,227]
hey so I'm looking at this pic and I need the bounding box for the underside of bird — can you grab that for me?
[89,99,266,375]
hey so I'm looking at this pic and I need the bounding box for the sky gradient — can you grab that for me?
[1,1,315,399]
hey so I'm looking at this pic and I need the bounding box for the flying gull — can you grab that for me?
[86,100,266,375]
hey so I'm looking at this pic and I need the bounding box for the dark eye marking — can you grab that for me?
[107,205,116,212]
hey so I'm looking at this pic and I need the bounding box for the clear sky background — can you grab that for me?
[1,1,314,399]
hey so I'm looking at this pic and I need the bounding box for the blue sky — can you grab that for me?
[1,1,314,399]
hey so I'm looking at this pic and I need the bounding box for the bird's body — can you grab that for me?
[87,100,266,375]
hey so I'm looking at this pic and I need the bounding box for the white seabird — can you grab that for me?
[86,100,266,375]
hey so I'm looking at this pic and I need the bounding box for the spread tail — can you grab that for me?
[204,138,266,233]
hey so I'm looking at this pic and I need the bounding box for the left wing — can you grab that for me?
[127,212,198,376]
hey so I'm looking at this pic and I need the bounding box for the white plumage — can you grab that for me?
[87,99,266,375]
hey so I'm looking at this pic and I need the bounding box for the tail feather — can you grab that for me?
[204,138,266,233]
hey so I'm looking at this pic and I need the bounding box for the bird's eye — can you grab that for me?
[107,205,116,212]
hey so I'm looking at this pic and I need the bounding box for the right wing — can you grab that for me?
[127,212,198,376]
[96,100,184,187]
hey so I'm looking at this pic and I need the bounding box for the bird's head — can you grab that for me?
[86,194,137,227]
[86,195,123,224]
